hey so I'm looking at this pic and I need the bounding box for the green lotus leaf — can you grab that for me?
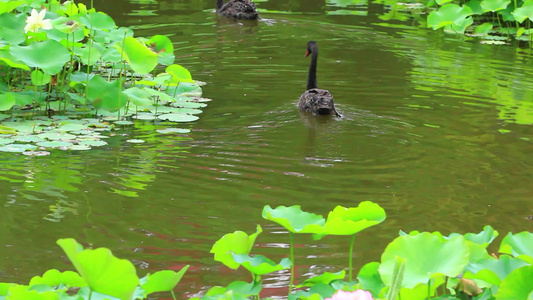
[10,40,70,75]
[499,231,533,264]
[448,225,498,247]
[464,255,529,286]
[379,233,470,289]
[512,1,533,23]
[262,205,325,234]
[357,262,385,297]
[313,201,386,239]
[141,266,189,295]
[38,132,77,140]
[87,76,127,112]
[427,4,473,30]
[115,37,158,75]
[495,266,533,299]
[466,0,484,14]
[69,145,91,150]
[156,128,191,134]
[0,137,12,145]
[77,12,116,31]
[0,282,13,295]
[444,16,473,34]
[157,113,199,122]
[147,35,174,65]
[122,87,154,106]
[114,121,134,125]
[0,92,16,111]
[436,0,454,5]
[29,269,86,288]
[0,144,37,152]
[474,23,493,34]
[166,64,194,83]
[290,283,336,300]
[231,253,291,275]
[133,113,157,120]
[0,13,26,45]
[73,46,102,66]
[0,49,30,71]
[5,284,59,300]
[56,238,139,300]
[36,141,74,148]
[126,139,145,143]
[210,225,262,269]
[0,1,23,14]
[31,70,52,86]
[222,281,262,297]
[143,87,174,102]
[297,271,345,287]
[480,0,510,12]
[79,140,108,147]
[171,101,207,109]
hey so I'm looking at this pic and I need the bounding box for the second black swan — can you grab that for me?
[298,41,340,117]
[216,0,259,20]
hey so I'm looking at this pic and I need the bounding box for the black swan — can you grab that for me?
[298,41,340,117]
[216,0,259,20]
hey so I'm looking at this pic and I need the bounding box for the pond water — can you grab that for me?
[1,0,533,297]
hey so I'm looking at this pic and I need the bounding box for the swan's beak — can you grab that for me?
[305,51,310,57]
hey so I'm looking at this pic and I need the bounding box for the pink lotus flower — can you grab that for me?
[325,290,374,300]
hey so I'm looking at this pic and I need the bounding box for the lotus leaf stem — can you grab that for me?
[349,234,355,281]
[171,290,177,300]
[289,232,294,296]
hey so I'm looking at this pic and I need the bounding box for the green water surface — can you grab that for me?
[1,0,532,297]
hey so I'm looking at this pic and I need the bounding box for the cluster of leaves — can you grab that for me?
[0,238,189,300]
[202,204,533,300]
[0,0,207,154]
[425,0,533,43]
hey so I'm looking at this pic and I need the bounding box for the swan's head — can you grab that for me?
[305,41,318,57]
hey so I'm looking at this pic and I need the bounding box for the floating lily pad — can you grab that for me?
[37,141,74,148]
[114,121,134,125]
[22,151,51,156]
[0,144,37,152]
[69,145,92,150]
[156,128,191,134]
[38,132,77,141]
[157,113,199,122]
[126,139,145,143]
[59,123,90,131]
[12,135,45,143]
[79,140,108,147]
[133,113,156,120]
[0,137,12,145]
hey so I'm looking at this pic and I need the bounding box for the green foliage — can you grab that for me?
[262,205,325,234]
[0,0,206,154]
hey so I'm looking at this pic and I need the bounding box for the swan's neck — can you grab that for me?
[216,0,224,10]
[307,51,318,90]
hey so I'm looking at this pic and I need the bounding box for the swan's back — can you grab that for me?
[218,0,259,19]
[298,88,339,116]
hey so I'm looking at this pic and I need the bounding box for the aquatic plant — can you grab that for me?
[1,205,533,299]
[0,0,207,155]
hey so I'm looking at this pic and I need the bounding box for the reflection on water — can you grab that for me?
[1,0,533,297]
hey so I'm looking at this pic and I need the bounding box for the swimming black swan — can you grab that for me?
[298,41,340,116]
[216,0,259,20]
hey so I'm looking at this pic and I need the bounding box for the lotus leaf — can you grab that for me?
[5,284,59,300]
[79,140,107,147]
[0,282,13,295]
[0,144,37,152]
[13,135,44,143]
[29,269,86,288]
[69,145,91,150]
[56,238,139,300]
[114,121,134,125]
[357,262,385,297]
[313,201,386,239]
[436,0,454,5]
[495,266,533,299]
[379,232,470,289]
[0,13,26,45]
[78,12,116,31]
[87,76,127,112]
[10,40,70,75]
[297,271,345,287]
[0,1,23,14]
[480,0,510,12]
[512,1,533,22]
[141,266,189,295]
[474,23,493,34]
[38,133,76,140]
[231,253,291,275]
[0,137,11,145]
[166,64,194,83]
[22,151,50,156]
[289,283,336,300]
[499,231,533,264]
[156,128,190,134]
[210,225,262,269]
[262,205,325,234]
[172,100,207,109]
[466,0,484,14]
[464,255,529,286]
[73,47,102,66]
[31,70,52,86]
[0,93,16,111]
[116,37,158,75]
[427,4,473,30]
[157,113,199,122]
[444,16,473,34]
[223,281,262,297]
[133,113,157,120]
[126,139,145,143]
[36,141,74,148]
[123,87,154,107]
